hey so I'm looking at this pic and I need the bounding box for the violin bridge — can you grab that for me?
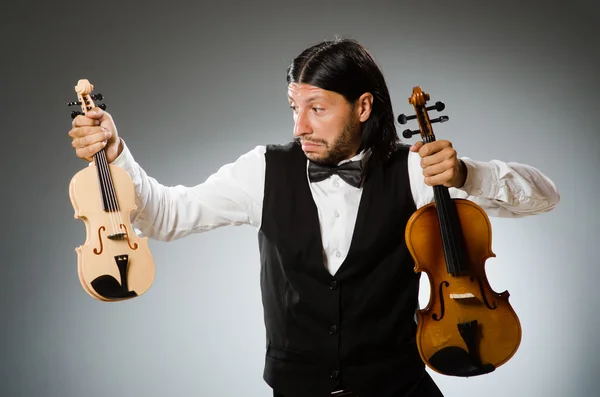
[449,292,481,305]
[449,293,476,299]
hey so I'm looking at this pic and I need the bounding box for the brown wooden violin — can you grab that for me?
[68,79,155,302]
[400,86,521,377]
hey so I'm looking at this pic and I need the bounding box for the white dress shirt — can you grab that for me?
[110,139,560,276]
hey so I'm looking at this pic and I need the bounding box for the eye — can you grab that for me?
[312,107,324,113]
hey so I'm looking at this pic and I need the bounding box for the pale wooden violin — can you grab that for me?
[68,79,155,302]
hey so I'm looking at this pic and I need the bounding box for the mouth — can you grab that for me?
[301,140,325,151]
[301,143,322,153]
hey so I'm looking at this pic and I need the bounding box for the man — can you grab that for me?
[68,38,560,397]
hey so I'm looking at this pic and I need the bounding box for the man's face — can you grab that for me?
[288,83,371,165]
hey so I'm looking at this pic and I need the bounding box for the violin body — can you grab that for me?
[68,79,155,302]
[70,163,155,301]
[399,86,521,377]
[406,199,521,376]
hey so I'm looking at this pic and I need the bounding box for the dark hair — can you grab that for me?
[286,37,399,169]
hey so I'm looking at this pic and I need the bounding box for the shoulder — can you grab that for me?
[383,141,413,166]
[230,141,304,169]
[226,144,267,168]
[265,140,305,162]
[392,142,412,157]
[389,142,420,168]
[266,140,302,154]
[228,141,305,172]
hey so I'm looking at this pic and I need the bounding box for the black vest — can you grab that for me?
[258,141,424,397]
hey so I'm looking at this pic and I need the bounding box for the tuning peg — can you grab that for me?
[67,101,81,107]
[402,129,420,139]
[71,110,83,119]
[398,101,446,125]
[430,116,449,124]
[397,113,416,125]
[429,101,445,112]
[91,93,103,101]
[98,103,107,110]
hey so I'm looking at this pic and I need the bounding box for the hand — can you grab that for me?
[68,107,122,163]
[410,140,467,188]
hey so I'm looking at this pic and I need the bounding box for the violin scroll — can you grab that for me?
[67,79,107,119]
[397,87,449,140]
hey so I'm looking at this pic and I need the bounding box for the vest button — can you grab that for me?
[330,369,340,380]
[330,280,338,290]
[329,324,338,334]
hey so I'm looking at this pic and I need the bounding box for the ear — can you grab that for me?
[355,92,374,122]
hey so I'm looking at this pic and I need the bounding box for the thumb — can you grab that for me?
[409,141,423,152]
[85,106,109,121]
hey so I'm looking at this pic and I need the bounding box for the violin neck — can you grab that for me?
[93,149,120,212]
[432,185,470,276]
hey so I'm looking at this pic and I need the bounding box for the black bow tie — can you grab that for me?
[308,160,363,188]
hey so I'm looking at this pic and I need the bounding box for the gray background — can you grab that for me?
[2,0,599,396]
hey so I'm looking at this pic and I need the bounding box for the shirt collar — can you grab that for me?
[337,148,371,167]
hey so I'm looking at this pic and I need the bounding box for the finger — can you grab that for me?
[71,128,112,148]
[409,141,423,152]
[424,168,454,187]
[76,149,93,163]
[420,146,456,168]
[422,159,456,178]
[75,141,107,159]
[85,107,114,125]
[68,125,94,139]
[71,106,111,130]
[82,107,104,119]
[71,132,107,149]
[72,114,101,128]
[69,125,101,139]
[418,140,452,158]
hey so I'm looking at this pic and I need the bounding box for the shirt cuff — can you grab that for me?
[460,157,508,199]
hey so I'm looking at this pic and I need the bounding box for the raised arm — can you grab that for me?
[69,107,266,241]
[407,141,560,217]
[111,140,266,241]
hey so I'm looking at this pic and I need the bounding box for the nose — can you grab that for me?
[293,109,312,137]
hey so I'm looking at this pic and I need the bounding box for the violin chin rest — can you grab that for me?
[428,346,496,377]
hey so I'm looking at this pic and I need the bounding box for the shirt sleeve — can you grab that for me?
[110,139,266,241]
[408,152,560,218]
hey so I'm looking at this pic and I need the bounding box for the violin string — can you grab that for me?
[97,123,132,296]
[87,149,114,300]
[82,93,120,300]
[87,94,122,238]
[426,123,466,322]
[88,110,118,278]
[97,145,122,299]
[95,145,116,238]
[425,132,454,276]
[79,96,101,299]
[437,188,457,323]
[440,190,455,275]
[91,89,136,299]
[103,147,126,238]
[99,148,121,239]
[427,132,459,277]
[96,147,119,265]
